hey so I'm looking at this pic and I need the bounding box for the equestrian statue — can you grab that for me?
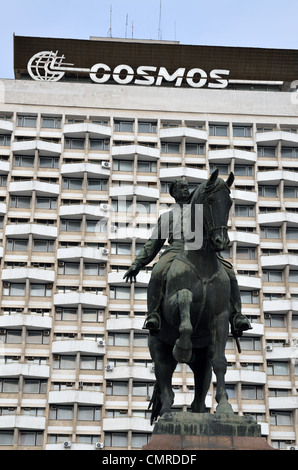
[123,170,252,423]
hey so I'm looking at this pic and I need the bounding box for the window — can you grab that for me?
[133,334,148,347]
[185,143,205,155]
[137,161,157,172]
[3,283,26,297]
[257,146,276,157]
[270,411,292,426]
[80,356,103,370]
[50,405,73,420]
[286,227,298,239]
[23,379,47,394]
[0,431,14,446]
[82,309,103,322]
[30,284,52,297]
[55,308,77,321]
[267,361,289,375]
[138,121,157,133]
[0,175,7,187]
[17,115,37,127]
[0,330,22,343]
[58,262,80,275]
[65,138,85,149]
[78,406,101,421]
[60,219,81,232]
[19,431,43,446]
[209,163,229,175]
[106,382,129,396]
[234,165,253,176]
[161,142,180,154]
[209,124,228,136]
[36,197,57,209]
[87,179,108,191]
[289,270,298,282]
[33,239,54,252]
[236,247,256,259]
[84,263,105,276]
[105,432,128,447]
[0,378,19,393]
[131,433,151,448]
[235,205,255,217]
[241,385,263,399]
[284,186,298,198]
[7,239,28,251]
[10,196,31,208]
[62,178,83,189]
[281,147,298,158]
[262,269,283,282]
[0,135,11,146]
[109,286,130,300]
[258,185,277,197]
[39,156,59,168]
[113,160,133,171]
[114,120,134,132]
[53,355,76,369]
[239,337,261,350]
[14,155,34,167]
[265,314,286,328]
[233,126,252,137]
[136,201,156,214]
[134,288,147,300]
[132,382,154,396]
[111,242,131,255]
[89,139,109,150]
[260,226,280,239]
[42,116,61,128]
[26,330,50,345]
[108,333,130,346]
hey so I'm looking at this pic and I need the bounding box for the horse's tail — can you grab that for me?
[148,382,162,425]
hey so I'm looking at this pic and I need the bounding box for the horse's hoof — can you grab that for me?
[173,344,192,363]
[215,402,234,415]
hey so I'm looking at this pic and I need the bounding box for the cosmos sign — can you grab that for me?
[27,50,230,89]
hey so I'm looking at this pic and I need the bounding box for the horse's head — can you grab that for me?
[201,169,234,252]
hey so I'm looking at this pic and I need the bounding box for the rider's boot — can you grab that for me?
[229,279,252,337]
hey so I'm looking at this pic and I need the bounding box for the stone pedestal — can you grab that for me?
[142,412,274,451]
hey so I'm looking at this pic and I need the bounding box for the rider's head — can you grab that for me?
[170,179,190,203]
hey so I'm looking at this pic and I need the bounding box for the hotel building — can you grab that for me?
[0,35,297,450]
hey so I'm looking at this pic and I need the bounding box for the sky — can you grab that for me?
[1,0,298,79]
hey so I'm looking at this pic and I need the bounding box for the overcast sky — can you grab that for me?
[1,0,298,79]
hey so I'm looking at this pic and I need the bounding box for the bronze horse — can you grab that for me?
[148,170,235,422]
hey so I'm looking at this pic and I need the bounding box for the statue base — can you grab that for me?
[142,412,274,451]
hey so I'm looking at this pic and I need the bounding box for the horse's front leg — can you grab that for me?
[212,309,234,414]
[188,346,212,413]
[149,336,177,415]
[173,289,193,363]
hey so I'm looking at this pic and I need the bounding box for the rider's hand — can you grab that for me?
[123,265,140,283]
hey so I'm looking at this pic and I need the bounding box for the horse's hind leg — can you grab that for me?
[173,289,193,363]
[188,346,212,413]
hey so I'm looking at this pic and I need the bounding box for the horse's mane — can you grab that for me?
[190,177,230,204]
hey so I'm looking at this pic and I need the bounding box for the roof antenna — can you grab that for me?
[125,14,128,38]
[108,4,112,37]
[158,0,162,40]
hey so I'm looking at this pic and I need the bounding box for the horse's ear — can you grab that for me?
[207,169,219,186]
[226,172,234,188]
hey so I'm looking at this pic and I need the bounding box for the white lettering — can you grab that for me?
[156,67,186,86]
[135,65,157,85]
[186,68,208,88]
[113,64,134,84]
[90,63,111,83]
[208,69,230,88]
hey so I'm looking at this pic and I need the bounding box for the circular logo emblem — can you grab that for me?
[27,51,65,82]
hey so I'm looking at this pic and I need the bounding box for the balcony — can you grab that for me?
[106,317,144,332]
[108,271,150,287]
[224,369,266,385]
[268,396,298,410]
[209,148,257,164]
[263,299,295,313]
[261,254,298,269]
[258,211,298,226]
[228,230,260,246]
[63,122,111,139]
[266,344,297,361]
[5,223,58,239]
[109,185,159,201]
[0,313,52,330]
[61,161,110,178]
[52,339,106,355]
[257,169,298,185]
[112,144,159,160]
[109,226,152,242]
[231,189,257,204]
[159,127,208,143]
[103,416,153,433]
[159,167,208,183]
[104,365,155,381]
[0,415,46,431]
[256,130,298,146]
[12,139,61,156]
[2,267,55,283]
[59,203,109,219]
[0,202,7,215]
[48,389,104,406]
[53,292,107,308]
[0,161,10,174]
[57,246,108,263]
[0,363,50,379]
[9,180,60,196]
[0,119,13,134]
